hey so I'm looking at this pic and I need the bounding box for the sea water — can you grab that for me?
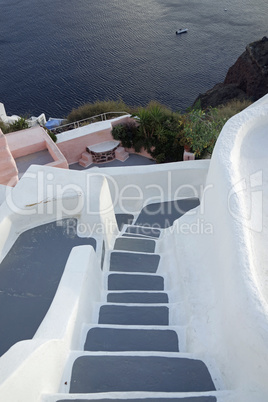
[0,0,267,117]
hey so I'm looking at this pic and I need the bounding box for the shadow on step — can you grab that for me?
[69,355,216,393]
[134,198,200,228]
[84,327,179,352]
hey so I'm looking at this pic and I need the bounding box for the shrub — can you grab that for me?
[8,117,29,132]
[67,99,132,123]
[133,102,184,162]
[180,99,252,157]
[112,102,184,163]
[0,120,9,134]
[180,109,221,157]
[112,122,137,149]
[211,99,252,121]
[46,129,57,142]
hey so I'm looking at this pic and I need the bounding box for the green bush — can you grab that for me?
[8,117,29,132]
[180,109,221,157]
[0,120,9,134]
[112,122,137,149]
[213,99,252,120]
[133,102,184,162]
[46,129,57,142]
[67,99,132,123]
[112,101,184,163]
[180,99,252,157]
[1,117,29,133]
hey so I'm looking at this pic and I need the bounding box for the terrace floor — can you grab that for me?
[15,150,54,176]
[69,154,156,170]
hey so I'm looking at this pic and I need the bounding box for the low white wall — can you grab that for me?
[168,95,268,401]
[56,115,131,144]
[0,246,102,402]
[0,160,209,260]
[0,164,119,263]
[98,160,210,216]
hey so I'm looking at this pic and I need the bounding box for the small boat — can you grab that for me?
[176,28,188,34]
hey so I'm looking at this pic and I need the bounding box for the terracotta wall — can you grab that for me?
[6,130,46,158]
[0,130,18,186]
[6,127,68,170]
[57,128,114,165]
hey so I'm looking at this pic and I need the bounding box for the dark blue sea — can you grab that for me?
[0,0,267,118]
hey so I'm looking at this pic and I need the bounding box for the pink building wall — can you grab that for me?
[6,127,69,170]
[57,128,114,165]
[0,130,18,187]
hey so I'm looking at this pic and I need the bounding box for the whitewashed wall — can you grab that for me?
[168,95,268,401]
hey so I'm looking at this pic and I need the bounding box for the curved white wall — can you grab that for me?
[170,95,268,401]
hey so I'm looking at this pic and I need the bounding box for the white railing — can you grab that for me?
[49,111,129,134]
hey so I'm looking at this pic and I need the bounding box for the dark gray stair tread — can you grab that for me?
[69,355,216,393]
[107,292,168,303]
[98,305,169,325]
[57,397,217,402]
[110,252,160,273]
[134,198,200,228]
[108,273,164,290]
[84,328,178,351]
[122,233,158,239]
[114,237,156,253]
[116,213,134,231]
[125,225,161,238]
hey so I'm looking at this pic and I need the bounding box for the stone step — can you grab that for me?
[108,273,164,291]
[122,233,159,239]
[109,252,160,273]
[84,327,179,352]
[98,305,169,325]
[68,355,216,393]
[107,291,168,303]
[78,152,93,168]
[56,397,217,402]
[134,198,200,228]
[78,159,90,168]
[115,146,129,161]
[114,237,156,253]
[124,225,161,238]
[115,213,134,231]
[81,152,92,161]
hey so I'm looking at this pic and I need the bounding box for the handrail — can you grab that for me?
[49,111,129,134]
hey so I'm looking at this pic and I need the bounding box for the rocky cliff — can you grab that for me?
[194,37,268,108]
